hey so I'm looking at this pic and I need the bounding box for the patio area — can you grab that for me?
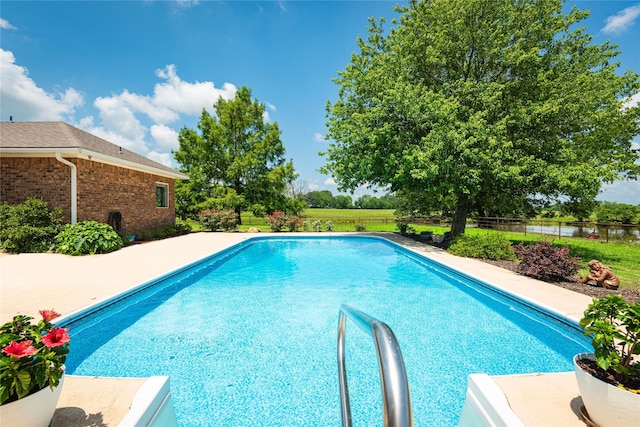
[0,232,590,425]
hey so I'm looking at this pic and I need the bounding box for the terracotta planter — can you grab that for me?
[0,374,65,427]
[574,353,640,427]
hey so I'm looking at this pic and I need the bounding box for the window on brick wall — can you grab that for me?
[156,182,168,208]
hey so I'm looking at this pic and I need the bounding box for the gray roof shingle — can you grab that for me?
[0,121,187,179]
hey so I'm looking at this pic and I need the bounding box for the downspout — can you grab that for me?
[55,152,77,224]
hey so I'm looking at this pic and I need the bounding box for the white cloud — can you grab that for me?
[0,48,83,121]
[601,3,640,34]
[624,92,640,110]
[154,65,236,118]
[265,102,276,112]
[147,151,174,167]
[314,132,325,142]
[0,18,17,30]
[598,179,640,204]
[150,124,179,151]
[0,51,243,168]
[324,177,336,185]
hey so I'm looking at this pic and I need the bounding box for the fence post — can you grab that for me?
[558,221,561,239]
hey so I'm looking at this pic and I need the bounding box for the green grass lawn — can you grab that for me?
[180,208,639,291]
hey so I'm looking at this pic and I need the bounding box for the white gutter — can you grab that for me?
[0,147,189,180]
[55,152,77,224]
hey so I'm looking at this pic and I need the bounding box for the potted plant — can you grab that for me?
[0,310,70,427]
[575,295,640,427]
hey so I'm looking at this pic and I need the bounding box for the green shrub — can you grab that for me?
[396,221,409,234]
[312,220,322,232]
[302,220,311,231]
[198,208,238,232]
[355,224,366,232]
[325,220,334,231]
[55,221,123,255]
[135,223,192,241]
[513,241,581,282]
[448,234,516,260]
[0,197,63,253]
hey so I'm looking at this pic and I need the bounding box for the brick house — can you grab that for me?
[0,121,188,235]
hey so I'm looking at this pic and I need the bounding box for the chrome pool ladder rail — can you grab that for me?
[337,304,414,427]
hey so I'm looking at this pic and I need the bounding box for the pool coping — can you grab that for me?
[0,232,593,425]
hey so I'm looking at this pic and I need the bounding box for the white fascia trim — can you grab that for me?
[0,147,189,180]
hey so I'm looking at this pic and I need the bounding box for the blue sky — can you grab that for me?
[1,0,639,204]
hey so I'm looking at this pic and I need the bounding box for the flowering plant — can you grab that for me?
[268,210,287,231]
[0,310,70,404]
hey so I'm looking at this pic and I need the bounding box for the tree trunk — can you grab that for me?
[235,206,242,225]
[451,194,469,238]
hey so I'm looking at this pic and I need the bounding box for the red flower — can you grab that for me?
[39,309,60,322]
[41,327,70,348]
[3,340,37,358]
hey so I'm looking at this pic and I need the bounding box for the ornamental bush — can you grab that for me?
[55,221,123,255]
[325,220,334,231]
[0,197,63,253]
[268,210,287,231]
[286,215,302,232]
[198,208,238,232]
[448,234,516,261]
[268,211,301,232]
[513,241,581,282]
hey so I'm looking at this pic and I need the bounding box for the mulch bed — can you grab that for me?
[404,233,640,304]
[479,258,640,304]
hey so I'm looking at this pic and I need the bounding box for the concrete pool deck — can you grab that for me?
[0,232,591,425]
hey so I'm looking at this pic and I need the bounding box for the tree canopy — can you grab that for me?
[322,0,640,236]
[174,86,296,221]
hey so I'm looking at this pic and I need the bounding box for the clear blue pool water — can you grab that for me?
[63,236,590,426]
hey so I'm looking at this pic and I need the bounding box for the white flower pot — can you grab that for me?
[574,353,640,427]
[0,374,65,427]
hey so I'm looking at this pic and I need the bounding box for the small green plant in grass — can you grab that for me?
[396,221,409,235]
[55,221,123,255]
[513,240,581,282]
[325,220,334,231]
[355,224,366,232]
[312,220,322,232]
[448,234,516,260]
[302,220,311,231]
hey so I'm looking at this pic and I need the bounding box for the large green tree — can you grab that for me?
[322,0,640,236]
[175,86,296,222]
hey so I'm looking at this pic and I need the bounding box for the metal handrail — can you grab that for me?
[337,304,413,427]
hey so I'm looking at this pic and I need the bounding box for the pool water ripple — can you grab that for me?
[63,236,590,426]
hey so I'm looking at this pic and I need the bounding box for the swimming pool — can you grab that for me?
[62,236,590,426]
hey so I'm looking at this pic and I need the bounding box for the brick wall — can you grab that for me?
[0,157,72,219]
[0,157,176,234]
[76,158,175,234]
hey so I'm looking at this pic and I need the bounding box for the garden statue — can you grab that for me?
[578,259,619,289]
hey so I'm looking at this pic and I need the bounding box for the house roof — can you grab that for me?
[0,121,188,180]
